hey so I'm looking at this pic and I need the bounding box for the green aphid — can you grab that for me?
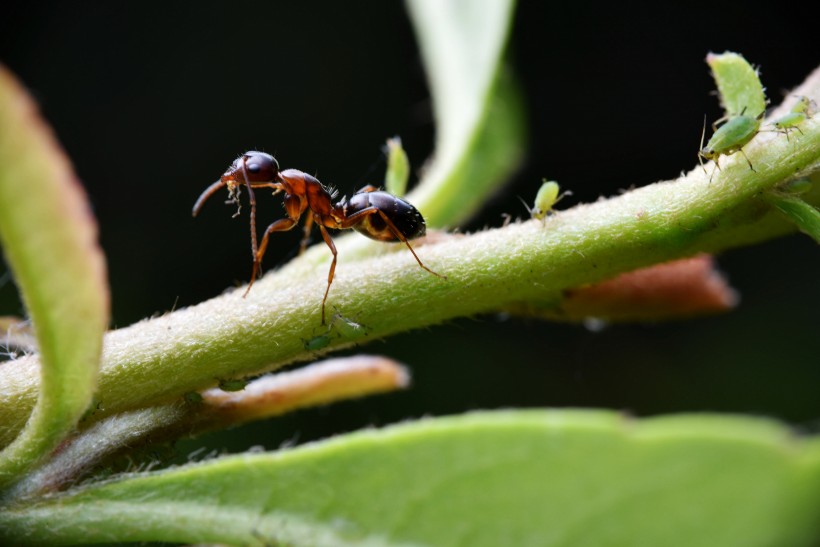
[304,332,332,351]
[218,378,248,392]
[791,95,815,115]
[522,180,571,221]
[772,96,816,141]
[183,391,203,404]
[698,110,763,181]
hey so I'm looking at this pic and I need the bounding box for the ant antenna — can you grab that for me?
[192,180,227,217]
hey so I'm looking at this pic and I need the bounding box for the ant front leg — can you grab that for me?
[245,217,298,296]
[299,214,315,255]
[316,225,338,325]
[249,182,284,197]
[244,184,259,260]
[243,181,284,264]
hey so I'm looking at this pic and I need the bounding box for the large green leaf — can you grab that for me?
[1,411,819,546]
[0,66,109,489]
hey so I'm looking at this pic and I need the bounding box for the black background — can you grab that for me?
[1,2,818,453]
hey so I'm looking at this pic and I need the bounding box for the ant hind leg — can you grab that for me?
[376,211,447,280]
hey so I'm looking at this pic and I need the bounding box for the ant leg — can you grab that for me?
[299,214,315,255]
[375,210,447,280]
[339,207,445,279]
[244,217,298,297]
[739,148,755,172]
[317,225,338,325]
[249,182,285,199]
[246,180,287,260]
[244,184,259,261]
[355,185,379,194]
[239,163,260,262]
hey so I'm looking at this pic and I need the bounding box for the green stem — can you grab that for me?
[0,114,817,447]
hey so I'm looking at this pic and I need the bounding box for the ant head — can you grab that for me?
[223,151,280,186]
[193,151,281,217]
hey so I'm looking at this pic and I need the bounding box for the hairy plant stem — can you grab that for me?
[1,40,820,445]
[0,111,817,447]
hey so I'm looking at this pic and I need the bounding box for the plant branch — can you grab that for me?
[7,355,409,500]
[0,108,817,447]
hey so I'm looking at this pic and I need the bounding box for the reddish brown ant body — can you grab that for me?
[193,151,444,323]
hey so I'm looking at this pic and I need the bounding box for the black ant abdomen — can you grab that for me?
[345,189,426,242]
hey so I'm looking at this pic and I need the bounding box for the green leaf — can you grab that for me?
[2,410,819,546]
[8,356,411,500]
[405,0,525,227]
[0,66,109,489]
[706,51,768,118]
[764,193,820,243]
[384,137,410,198]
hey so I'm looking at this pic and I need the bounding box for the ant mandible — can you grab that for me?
[193,151,445,324]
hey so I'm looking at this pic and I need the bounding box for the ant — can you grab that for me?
[193,151,445,324]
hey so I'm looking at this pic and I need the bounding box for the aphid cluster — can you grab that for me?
[193,151,444,324]
[772,95,817,141]
[698,108,763,181]
[698,95,816,181]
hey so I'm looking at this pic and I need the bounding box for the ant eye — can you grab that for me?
[242,152,280,182]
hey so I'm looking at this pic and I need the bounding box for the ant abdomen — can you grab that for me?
[347,191,426,242]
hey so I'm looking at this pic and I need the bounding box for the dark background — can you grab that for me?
[1,3,818,453]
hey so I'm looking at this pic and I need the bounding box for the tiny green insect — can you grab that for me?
[791,95,815,115]
[218,378,248,392]
[304,332,332,351]
[698,109,763,181]
[772,96,816,141]
[522,180,570,221]
[183,391,203,404]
